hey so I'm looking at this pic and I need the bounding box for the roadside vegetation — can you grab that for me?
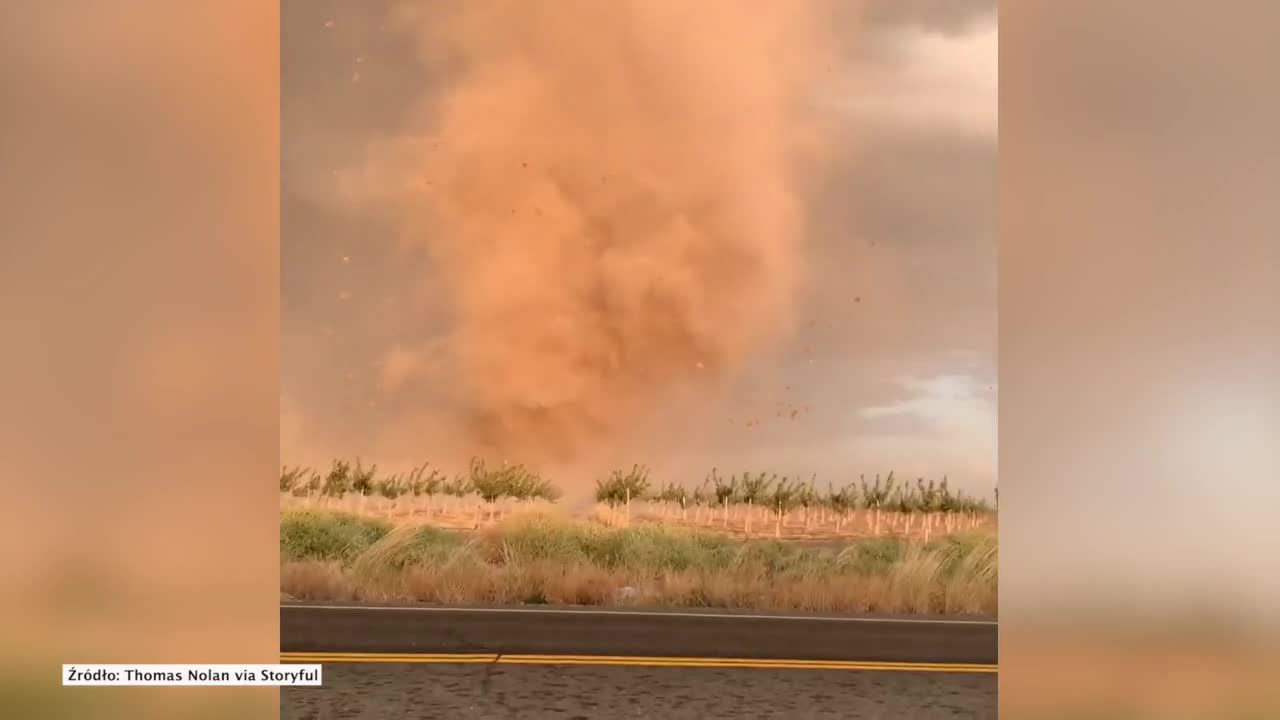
[280,510,998,615]
[280,458,560,526]
[280,460,996,541]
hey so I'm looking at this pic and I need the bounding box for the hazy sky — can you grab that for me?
[282,0,997,497]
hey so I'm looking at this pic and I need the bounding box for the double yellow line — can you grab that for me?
[280,651,996,674]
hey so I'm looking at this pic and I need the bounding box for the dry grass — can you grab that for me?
[280,492,561,529]
[281,493,996,542]
[280,510,997,615]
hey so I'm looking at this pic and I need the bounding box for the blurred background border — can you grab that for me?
[1000,2,1279,717]
[0,2,279,718]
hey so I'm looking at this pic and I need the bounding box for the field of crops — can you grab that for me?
[280,459,996,542]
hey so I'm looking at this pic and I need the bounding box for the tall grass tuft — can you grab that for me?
[280,510,392,564]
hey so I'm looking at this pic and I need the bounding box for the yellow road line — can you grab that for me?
[279,652,996,673]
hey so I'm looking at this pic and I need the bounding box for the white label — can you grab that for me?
[63,664,323,686]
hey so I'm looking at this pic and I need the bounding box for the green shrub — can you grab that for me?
[586,525,708,572]
[835,537,909,574]
[728,540,785,573]
[482,514,591,565]
[280,510,391,563]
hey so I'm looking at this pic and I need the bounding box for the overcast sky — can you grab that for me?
[281,0,998,496]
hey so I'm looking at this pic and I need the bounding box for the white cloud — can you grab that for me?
[862,374,993,429]
[831,13,997,138]
[858,373,997,487]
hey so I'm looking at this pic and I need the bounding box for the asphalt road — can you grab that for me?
[281,602,997,664]
[281,603,998,719]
